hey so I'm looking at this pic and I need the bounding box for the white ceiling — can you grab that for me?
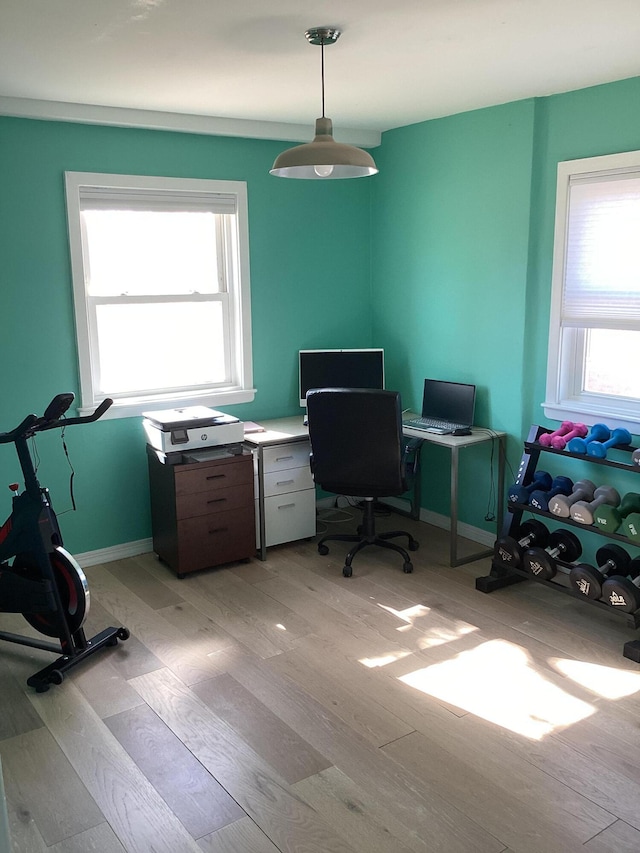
[2,0,640,145]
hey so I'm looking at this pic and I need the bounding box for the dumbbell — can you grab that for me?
[529,476,573,511]
[550,423,588,450]
[587,427,632,459]
[601,558,640,613]
[523,529,583,581]
[569,544,631,599]
[594,492,640,534]
[508,470,552,505]
[538,421,574,448]
[632,448,640,467]
[548,479,596,518]
[621,510,640,544]
[570,485,620,525]
[567,423,610,455]
[494,519,550,569]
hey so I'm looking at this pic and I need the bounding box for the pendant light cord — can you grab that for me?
[320,37,326,118]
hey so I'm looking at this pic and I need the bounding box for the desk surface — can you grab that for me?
[402,420,505,448]
[243,416,309,447]
[244,414,504,448]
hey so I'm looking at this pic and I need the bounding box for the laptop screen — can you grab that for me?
[421,379,476,425]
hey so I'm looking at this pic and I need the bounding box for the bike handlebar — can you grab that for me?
[0,395,113,444]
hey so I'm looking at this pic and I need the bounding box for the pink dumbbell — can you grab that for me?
[551,422,587,450]
[539,421,574,448]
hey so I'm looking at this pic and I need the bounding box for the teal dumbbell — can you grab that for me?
[587,427,632,459]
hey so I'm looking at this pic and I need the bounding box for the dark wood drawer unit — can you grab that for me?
[147,447,255,578]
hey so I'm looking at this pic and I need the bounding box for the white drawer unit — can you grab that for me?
[244,418,317,559]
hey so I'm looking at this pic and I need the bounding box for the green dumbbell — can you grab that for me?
[622,511,640,544]
[594,492,640,533]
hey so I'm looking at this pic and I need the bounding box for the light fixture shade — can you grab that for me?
[270,117,378,179]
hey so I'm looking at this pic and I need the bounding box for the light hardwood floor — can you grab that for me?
[2,512,640,853]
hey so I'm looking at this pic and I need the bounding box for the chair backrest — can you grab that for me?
[306,388,406,498]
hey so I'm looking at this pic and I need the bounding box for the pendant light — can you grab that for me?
[270,27,378,180]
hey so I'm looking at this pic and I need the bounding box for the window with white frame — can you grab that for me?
[65,172,254,418]
[544,150,640,432]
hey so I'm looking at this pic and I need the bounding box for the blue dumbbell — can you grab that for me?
[567,423,610,454]
[529,476,574,511]
[508,470,552,504]
[587,427,632,459]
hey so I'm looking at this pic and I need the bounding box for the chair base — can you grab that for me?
[317,498,419,577]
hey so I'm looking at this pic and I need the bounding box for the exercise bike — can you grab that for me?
[0,392,129,692]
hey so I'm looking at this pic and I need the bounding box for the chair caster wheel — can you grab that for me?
[117,627,130,641]
[409,540,419,551]
[403,562,413,573]
[342,565,353,578]
[318,544,329,556]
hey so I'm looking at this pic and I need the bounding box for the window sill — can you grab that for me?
[79,388,256,420]
[542,400,640,439]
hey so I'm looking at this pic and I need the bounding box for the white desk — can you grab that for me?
[245,416,505,567]
[402,419,506,567]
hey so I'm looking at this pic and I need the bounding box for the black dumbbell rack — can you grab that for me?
[476,423,640,663]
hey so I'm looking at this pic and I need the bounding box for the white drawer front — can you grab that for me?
[263,441,310,474]
[263,466,313,497]
[263,489,316,547]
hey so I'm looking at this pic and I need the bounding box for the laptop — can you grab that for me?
[404,379,476,435]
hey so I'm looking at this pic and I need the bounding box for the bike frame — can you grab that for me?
[0,394,128,691]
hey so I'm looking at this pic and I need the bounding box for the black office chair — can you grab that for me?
[306,388,419,577]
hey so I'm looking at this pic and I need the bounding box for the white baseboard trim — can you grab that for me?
[75,538,153,568]
[317,496,495,548]
[76,499,495,569]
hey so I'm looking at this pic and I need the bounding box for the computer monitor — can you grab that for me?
[298,348,385,407]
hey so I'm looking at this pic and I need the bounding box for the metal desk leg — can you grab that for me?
[449,445,460,567]
[449,436,504,568]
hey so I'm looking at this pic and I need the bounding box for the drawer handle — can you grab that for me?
[206,474,226,480]
[209,526,228,535]
[277,503,296,510]
[275,455,294,462]
[207,497,227,504]
[276,479,295,487]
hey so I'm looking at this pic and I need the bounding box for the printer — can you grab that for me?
[142,406,244,454]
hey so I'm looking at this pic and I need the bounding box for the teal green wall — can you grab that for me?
[525,77,640,428]
[371,100,536,527]
[0,117,372,552]
[372,77,640,532]
[3,74,640,554]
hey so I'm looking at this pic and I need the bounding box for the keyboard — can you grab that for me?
[403,417,470,434]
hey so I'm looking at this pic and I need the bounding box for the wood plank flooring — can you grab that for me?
[2,513,640,852]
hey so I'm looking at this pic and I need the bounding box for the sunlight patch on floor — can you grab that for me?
[550,658,640,699]
[398,639,596,739]
[360,651,412,668]
[376,601,479,647]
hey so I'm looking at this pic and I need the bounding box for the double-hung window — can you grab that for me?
[544,150,640,432]
[65,172,254,418]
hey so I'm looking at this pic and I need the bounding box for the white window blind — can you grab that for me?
[563,174,640,327]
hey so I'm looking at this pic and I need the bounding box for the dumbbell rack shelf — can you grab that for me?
[476,424,640,662]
